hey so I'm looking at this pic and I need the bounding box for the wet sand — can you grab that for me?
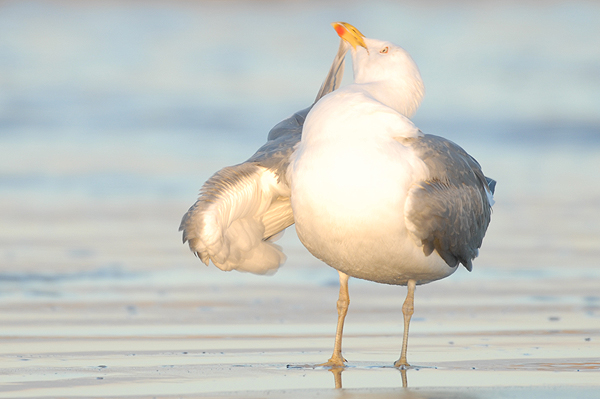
[1,1,600,397]
[1,201,599,398]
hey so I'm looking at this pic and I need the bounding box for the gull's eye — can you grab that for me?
[380,46,389,54]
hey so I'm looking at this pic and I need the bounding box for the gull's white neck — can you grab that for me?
[356,80,424,119]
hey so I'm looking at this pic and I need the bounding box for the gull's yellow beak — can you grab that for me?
[331,22,367,50]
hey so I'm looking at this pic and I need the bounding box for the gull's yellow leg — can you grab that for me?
[320,271,350,367]
[394,279,416,368]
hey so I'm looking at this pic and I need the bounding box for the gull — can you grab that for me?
[180,22,495,368]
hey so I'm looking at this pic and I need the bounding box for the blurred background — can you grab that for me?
[1,0,598,280]
[1,0,599,395]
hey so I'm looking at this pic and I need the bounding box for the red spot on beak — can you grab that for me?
[334,24,346,38]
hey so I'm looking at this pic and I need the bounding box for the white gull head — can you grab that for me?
[331,22,425,118]
[351,37,425,118]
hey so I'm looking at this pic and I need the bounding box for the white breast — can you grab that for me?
[289,89,456,285]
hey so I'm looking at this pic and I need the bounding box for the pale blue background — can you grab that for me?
[1,0,599,280]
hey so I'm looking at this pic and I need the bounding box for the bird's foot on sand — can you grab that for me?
[318,355,347,368]
[394,360,411,369]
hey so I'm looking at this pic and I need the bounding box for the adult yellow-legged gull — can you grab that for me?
[180,22,495,368]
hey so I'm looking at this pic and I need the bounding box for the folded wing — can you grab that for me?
[402,134,496,271]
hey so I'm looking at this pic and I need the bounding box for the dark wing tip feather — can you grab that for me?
[179,210,192,243]
[463,259,473,272]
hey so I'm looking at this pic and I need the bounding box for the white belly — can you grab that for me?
[290,137,456,286]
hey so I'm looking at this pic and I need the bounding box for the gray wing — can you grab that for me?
[249,39,351,185]
[246,106,309,188]
[179,40,349,274]
[402,134,496,271]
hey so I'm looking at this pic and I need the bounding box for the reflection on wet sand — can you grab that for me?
[327,359,600,391]
[331,366,343,389]
[330,366,407,389]
[307,366,489,399]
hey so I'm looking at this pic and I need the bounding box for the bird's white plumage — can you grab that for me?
[181,29,494,284]
[180,163,290,274]
[181,23,495,367]
[286,35,494,286]
[289,75,451,285]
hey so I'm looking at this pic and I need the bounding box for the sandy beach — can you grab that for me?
[1,1,599,397]
[1,193,599,397]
